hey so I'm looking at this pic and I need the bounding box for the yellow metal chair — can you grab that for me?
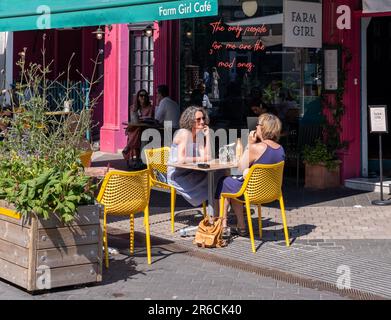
[219,161,290,253]
[144,147,206,233]
[96,169,152,267]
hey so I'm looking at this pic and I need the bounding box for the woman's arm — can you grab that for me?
[238,148,250,173]
[197,127,211,162]
[238,141,266,173]
[174,130,208,164]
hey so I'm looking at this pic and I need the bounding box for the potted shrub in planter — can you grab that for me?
[0,44,103,291]
[303,140,341,189]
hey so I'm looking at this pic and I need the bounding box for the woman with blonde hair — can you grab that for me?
[215,113,285,237]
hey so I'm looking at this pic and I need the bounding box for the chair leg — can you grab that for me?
[279,195,290,247]
[257,205,262,239]
[170,187,176,233]
[130,214,134,255]
[144,206,152,265]
[219,196,225,218]
[103,210,109,269]
[202,201,207,218]
[245,196,256,253]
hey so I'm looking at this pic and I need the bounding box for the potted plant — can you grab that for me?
[301,45,352,189]
[303,140,341,189]
[0,40,103,291]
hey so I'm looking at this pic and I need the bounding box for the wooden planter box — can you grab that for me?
[0,201,103,292]
[304,162,341,189]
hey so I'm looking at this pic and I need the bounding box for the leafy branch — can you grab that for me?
[0,34,102,222]
[321,45,352,159]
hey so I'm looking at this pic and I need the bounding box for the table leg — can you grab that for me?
[179,171,214,237]
[207,171,214,217]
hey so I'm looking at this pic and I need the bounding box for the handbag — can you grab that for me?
[193,216,227,248]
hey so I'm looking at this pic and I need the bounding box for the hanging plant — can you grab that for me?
[320,45,352,160]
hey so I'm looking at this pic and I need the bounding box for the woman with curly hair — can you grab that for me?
[167,106,212,207]
[122,89,154,167]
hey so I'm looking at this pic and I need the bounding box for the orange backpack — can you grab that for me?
[193,216,227,248]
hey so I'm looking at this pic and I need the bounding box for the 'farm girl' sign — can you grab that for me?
[283,0,322,48]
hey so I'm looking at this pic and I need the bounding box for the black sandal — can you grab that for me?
[222,227,231,239]
[231,227,248,237]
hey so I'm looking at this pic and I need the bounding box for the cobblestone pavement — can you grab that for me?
[0,236,347,300]
[0,152,377,300]
[248,205,391,240]
[107,189,391,299]
[92,150,391,299]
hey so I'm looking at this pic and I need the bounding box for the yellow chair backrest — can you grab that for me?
[144,147,170,180]
[96,169,150,216]
[241,161,284,204]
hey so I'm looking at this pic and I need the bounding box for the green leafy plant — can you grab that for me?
[0,35,102,222]
[320,45,351,159]
[303,140,339,170]
[263,79,298,105]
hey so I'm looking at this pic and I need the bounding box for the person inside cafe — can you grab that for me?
[168,105,225,209]
[197,81,212,111]
[247,87,270,117]
[122,89,154,168]
[189,88,203,108]
[215,113,285,238]
[155,84,180,129]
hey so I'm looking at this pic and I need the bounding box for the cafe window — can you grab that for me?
[130,31,154,96]
[179,0,323,130]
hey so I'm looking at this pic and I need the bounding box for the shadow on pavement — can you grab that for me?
[91,155,377,209]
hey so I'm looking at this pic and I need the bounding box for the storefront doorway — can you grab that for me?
[365,17,391,177]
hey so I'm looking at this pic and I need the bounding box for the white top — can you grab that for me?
[203,94,213,109]
[155,96,180,129]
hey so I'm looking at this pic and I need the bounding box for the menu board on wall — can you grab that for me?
[324,47,339,91]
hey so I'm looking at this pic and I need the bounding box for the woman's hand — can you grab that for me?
[202,125,210,137]
[242,168,249,179]
[248,130,257,145]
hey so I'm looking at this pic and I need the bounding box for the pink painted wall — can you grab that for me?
[322,0,362,180]
[100,24,129,153]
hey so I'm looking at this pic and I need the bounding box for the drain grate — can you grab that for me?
[108,226,386,300]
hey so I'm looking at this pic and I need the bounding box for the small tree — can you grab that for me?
[0,34,103,222]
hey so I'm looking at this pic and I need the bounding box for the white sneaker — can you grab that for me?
[103,246,119,255]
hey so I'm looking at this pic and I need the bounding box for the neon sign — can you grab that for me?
[208,19,268,72]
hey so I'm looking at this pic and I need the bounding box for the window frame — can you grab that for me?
[129,24,154,102]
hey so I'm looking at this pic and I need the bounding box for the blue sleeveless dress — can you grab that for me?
[215,144,285,199]
[167,142,209,207]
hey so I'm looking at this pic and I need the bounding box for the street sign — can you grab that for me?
[369,105,388,133]
[368,105,391,206]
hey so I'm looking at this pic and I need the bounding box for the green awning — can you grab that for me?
[0,0,218,32]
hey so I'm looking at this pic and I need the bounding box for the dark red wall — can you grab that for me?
[13,27,104,134]
[323,0,362,179]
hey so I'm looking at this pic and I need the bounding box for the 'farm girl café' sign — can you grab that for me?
[283,0,322,48]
